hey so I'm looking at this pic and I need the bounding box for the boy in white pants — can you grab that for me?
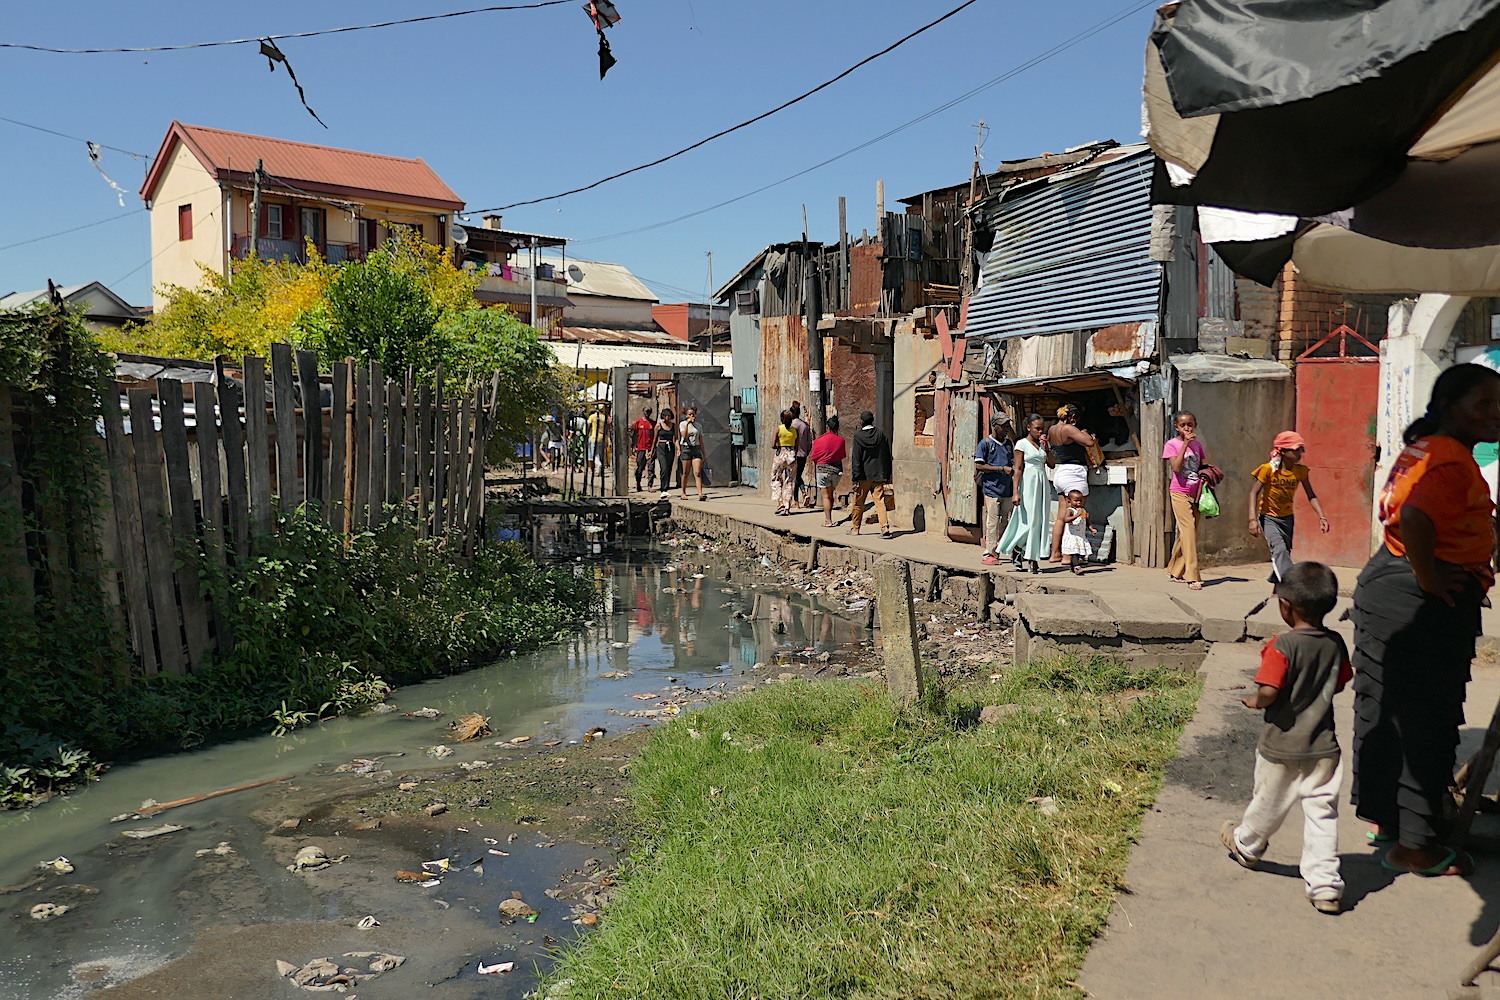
[1220,561,1351,914]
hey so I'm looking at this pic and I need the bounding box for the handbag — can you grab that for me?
[1197,485,1220,518]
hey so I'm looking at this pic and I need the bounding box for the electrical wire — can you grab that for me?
[567,0,1157,247]
[469,0,985,213]
[0,115,153,160]
[0,1,575,54]
[0,210,142,253]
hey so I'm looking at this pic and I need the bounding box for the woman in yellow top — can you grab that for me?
[770,409,799,515]
[1246,430,1329,585]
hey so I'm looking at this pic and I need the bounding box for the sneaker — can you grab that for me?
[1310,898,1341,915]
[981,554,1000,566]
[1219,820,1259,869]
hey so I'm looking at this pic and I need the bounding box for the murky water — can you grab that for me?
[0,545,868,999]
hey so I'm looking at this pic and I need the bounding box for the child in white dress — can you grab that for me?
[1061,489,1091,575]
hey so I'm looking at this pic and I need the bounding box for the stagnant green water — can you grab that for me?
[0,547,869,1000]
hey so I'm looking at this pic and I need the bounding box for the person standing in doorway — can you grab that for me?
[975,414,1015,566]
[997,413,1052,574]
[1163,411,1208,590]
[790,401,813,510]
[653,408,676,497]
[810,414,847,528]
[586,404,609,479]
[632,408,656,491]
[850,411,893,537]
[1048,403,1095,562]
[678,406,707,501]
[771,409,799,515]
[1248,431,1330,585]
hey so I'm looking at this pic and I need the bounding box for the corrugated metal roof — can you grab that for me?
[142,121,463,210]
[553,326,683,346]
[967,145,1159,342]
[534,256,657,302]
[546,341,732,376]
[0,282,140,318]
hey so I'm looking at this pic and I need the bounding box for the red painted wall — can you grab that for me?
[1293,361,1380,569]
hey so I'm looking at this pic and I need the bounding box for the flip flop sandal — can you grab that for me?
[1381,846,1473,877]
[1367,830,1395,843]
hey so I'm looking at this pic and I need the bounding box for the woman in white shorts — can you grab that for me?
[1046,403,1095,562]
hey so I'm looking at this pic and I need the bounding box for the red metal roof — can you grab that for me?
[141,121,463,212]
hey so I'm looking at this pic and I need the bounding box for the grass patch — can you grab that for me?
[546,658,1201,999]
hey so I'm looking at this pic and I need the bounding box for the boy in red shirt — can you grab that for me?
[632,408,656,491]
[1220,561,1352,914]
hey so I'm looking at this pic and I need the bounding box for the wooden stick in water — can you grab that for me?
[128,775,294,819]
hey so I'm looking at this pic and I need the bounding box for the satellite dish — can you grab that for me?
[450,224,469,246]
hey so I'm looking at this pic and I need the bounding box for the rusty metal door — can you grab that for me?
[947,396,980,524]
[1294,329,1379,568]
[676,374,732,488]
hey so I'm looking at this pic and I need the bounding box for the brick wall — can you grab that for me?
[1277,264,1346,360]
[1236,276,1280,340]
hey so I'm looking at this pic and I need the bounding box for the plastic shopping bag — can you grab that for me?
[1198,486,1220,518]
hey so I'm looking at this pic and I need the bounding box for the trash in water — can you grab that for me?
[334,758,382,774]
[583,726,607,741]
[287,846,347,872]
[498,896,538,918]
[483,837,499,845]
[507,735,532,745]
[459,759,492,771]
[423,802,448,817]
[395,871,427,883]
[279,952,405,991]
[121,823,188,840]
[419,878,442,888]
[421,859,452,873]
[450,713,491,742]
[478,960,516,974]
[37,857,74,875]
[31,902,68,921]
[692,573,705,579]
[368,703,399,714]
[347,952,405,974]
[579,913,600,926]
[425,745,454,758]
[488,849,509,856]
[599,670,631,679]
[195,842,235,858]
[407,707,443,719]
[610,641,629,649]
[357,915,380,929]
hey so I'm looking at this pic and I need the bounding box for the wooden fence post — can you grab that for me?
[98,378,155,673]
[417,383,433,538]
[215,360,250,558]
[127,387,188,675]
[403,367,417,515]
[270,344,299,514]
[433,364,446,535]
[327,361,348,532]
[157,378,213,670]
[368,360,385,528]
[385,379,402,511]
[242,355,273,540]
[353,365,370,530]
[296,349,323,508]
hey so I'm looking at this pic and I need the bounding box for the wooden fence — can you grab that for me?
[44,345,498,677]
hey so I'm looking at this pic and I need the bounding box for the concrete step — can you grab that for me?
[1013,592,1209,671]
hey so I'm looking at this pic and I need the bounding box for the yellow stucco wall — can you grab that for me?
[148,143,225,310]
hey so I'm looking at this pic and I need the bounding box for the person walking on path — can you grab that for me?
[1220,561,1352,914]
[1048,403,1096,562]
[653,408,677,497]
[975,414,1015,565]
[850,411,893,537]
[632,408,656,491]
[677,406,707,501]
[1248,431,1329,584]
[1350,363,1500,878]
[997,413,1053,574]
[586,404,610,478]
[771,409,799,515]
[790,401,814,509]
[810,414,847,528]
[1163,411,1208,590]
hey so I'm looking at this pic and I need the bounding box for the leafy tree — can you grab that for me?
[436,308,572,454]
[320,255,442,376]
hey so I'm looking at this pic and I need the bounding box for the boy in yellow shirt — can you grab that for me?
[1248,431,1329,584]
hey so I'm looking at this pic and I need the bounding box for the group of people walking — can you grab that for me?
[628,406,707,501]
[771,404,896,536]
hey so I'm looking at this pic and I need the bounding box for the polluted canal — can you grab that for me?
[0,543,873,1000]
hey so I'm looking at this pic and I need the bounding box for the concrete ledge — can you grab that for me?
[1015,620,1210,671]
[1098,592,1202,640]
[1015,594,1118,638]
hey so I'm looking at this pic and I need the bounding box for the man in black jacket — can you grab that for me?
[849,410,893,537]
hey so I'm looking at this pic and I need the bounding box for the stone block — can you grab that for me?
[1097,591,1201,640]
[1014,619,1208,671]
[1015,593,1117,638]
[876,557,924,704]
[1245,598,1286,640]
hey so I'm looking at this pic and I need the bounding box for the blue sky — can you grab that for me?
[0,0,1157,308]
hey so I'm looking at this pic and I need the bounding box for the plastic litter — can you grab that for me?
[488,849,509,856]
[357,915,380,929]
[425,745,454,758]
[195,842,235,857]
[478,960,516,975]
[37,856,74,874]
[31,902,68,921]
[406,707,443,719]
[287,846,347,872]
[121,823,188,840]
[483,837,499,845]
[421,859,452,873]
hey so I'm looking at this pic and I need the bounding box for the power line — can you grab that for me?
[0,1,575,54]
[0,210,141,253]
[470,0,985,213]
[569,0,1156,247]
[0,115,152,160]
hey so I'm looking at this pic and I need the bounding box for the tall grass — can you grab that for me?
[548,658,1200,999]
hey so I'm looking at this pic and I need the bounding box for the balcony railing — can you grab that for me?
[231,235,362,264]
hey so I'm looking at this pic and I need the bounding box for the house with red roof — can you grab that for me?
[139,121,464,309]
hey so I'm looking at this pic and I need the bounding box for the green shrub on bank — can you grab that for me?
[3,512,596,784]
[548,659,1200,1000]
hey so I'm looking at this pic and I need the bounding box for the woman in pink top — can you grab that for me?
[810,414,847,527]
[1162,411,1208,589]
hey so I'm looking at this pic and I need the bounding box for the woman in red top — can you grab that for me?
[1352,363,1500,877]
[809,414,847,527]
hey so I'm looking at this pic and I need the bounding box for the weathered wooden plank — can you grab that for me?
[128,388,187,675]
[368,361,385,528]
[157,379,213,670]
[98,379,156,673]
[463,388,491,555]
[403,367,417,513]
[270,344,298,513]
[296,349,323,508]
[353,365,370,529]
[432,364,445,535]
[417,383,432,538]
[214,360,250,558]
[385,379,402,512]
[445,399,461,536]
[453,394,471,536]
[195,382,227,575]
[327,361,348,532]
[242,355,273,539]
[0,385,33,614]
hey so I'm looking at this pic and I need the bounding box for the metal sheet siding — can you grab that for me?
[968,149,1160,341]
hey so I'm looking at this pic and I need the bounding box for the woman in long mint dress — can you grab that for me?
[997,413,1053,574]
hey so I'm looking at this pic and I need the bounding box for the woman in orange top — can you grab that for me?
[1351,363,1500,877]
